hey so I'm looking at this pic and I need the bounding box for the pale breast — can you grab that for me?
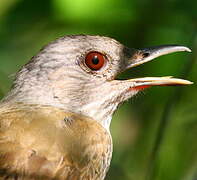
[0,104,112,180]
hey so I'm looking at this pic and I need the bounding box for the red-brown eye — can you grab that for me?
[85,52,106,71]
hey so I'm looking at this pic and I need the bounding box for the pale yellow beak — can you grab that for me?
[128,76,193,90]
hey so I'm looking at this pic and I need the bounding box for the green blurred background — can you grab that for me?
[0,0,196,179]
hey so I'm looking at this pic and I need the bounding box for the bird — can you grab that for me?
[0,35,192,180]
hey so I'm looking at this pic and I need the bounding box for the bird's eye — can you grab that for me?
[85,52,106,71]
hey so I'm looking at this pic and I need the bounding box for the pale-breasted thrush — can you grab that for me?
[0,35,192,180]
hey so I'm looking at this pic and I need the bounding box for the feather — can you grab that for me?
[0,103,112,180]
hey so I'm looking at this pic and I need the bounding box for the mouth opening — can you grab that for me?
[114,45,193,89]
[116,72,193,90]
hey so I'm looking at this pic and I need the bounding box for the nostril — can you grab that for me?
[143,52,150,58]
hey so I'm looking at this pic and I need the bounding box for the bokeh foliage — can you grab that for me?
[0,0,196,179]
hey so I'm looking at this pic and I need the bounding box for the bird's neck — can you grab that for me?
[1,84,115,131]
[1,68,119,131]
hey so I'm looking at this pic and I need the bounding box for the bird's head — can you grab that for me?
[5,35,192,129]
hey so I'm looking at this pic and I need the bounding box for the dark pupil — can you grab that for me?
[92,56,99,65]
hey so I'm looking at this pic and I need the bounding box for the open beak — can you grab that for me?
[125,45,193,89]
